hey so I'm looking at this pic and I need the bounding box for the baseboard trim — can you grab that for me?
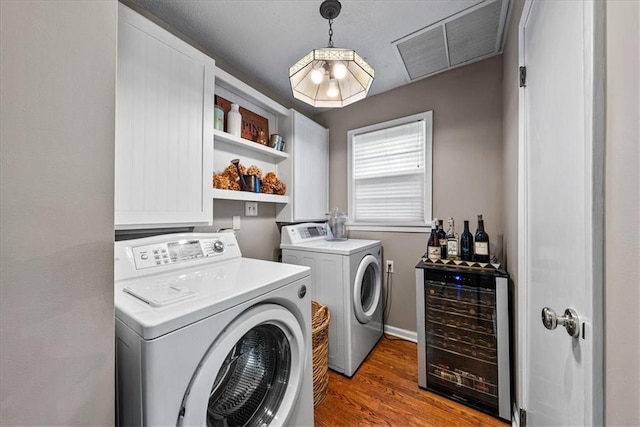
[383,325,417,343]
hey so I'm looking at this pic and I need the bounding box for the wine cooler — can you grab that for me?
[415,261,511,420]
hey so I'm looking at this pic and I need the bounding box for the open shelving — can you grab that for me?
[212,66,290,204]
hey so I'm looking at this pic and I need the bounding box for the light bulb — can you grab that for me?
[333,62,347,80]
[310,68,324,84]
[327,79,339,98]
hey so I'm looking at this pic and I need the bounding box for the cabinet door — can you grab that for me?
[276,111,329,222]
[115,5,214,229]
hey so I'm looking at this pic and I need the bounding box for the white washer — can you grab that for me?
[114,232,314,426]
[280,223,383,377]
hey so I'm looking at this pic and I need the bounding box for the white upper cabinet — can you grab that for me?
[276,110,329,222]
[115,4,214,229]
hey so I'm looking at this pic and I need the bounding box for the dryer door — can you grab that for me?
[353,254,382,324]
[179,304,305,427]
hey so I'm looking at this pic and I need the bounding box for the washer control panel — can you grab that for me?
[133,238,224,270]
[115,232,242,281]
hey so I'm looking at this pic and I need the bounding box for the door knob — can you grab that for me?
[541,307,580,338]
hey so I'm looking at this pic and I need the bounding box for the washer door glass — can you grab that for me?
[207,324,289,426]
[353,254,382,324]
[179,304,305,426]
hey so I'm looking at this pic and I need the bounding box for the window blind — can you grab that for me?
[351,119,427,224]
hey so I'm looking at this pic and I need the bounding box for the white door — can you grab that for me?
[518,1,604,425]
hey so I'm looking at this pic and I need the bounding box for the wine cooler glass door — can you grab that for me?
[424,277,500,415]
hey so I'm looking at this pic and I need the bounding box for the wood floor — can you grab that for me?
[313,336,508,427]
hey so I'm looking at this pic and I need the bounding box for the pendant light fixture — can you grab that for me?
[289,0,375,108]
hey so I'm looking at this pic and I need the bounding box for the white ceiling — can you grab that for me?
[130,0,509,115]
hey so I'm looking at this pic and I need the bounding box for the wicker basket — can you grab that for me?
[311,300,331,407]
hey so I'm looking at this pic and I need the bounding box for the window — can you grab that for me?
[348,111,433,232]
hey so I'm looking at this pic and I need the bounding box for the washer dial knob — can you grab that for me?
[212,240,225,253]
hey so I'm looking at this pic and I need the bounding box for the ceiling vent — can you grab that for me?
[392,0,511,82]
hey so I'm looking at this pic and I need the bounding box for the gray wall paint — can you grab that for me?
[196,202,282,262]
[0,1,116,425]
[315,57,504,333]
[604,1,640,425]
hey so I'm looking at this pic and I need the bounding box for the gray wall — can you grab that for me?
[604,1,640,425]
[0,1,116,425]
[502,1,640,425]
[196,202,283,261]
[315,57,504,333]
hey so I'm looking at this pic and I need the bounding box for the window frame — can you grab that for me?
[347,111,433,233]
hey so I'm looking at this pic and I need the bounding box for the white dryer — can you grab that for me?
[114,232,314,426]
[280,223,383,377]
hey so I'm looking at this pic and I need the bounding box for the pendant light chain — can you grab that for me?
[328,18,334,48]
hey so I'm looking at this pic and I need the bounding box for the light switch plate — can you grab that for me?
[232,216,241,230]
[245,202,258,216]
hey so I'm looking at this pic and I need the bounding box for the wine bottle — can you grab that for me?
[460,220,474,261]
[427,219,441,259]
[437,219,447,259]
[474,214,490,263]
[446,217,459,260]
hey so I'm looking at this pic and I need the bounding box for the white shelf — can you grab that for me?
[214,130,289,160]
[212,188,289,203]
[215,67,289,117]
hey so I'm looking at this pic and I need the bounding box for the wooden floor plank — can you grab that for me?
[313,336,508,427]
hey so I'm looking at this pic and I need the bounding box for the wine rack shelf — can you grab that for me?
[420,257,502,271]
[430,364,498,398]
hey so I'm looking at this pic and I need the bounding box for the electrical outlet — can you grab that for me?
[386,260,394,273]
[232,215,241,230]
[245,202,258,216]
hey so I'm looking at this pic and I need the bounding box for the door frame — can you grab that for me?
[516,0,605,424]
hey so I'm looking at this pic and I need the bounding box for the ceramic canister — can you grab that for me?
[227,103,242,137]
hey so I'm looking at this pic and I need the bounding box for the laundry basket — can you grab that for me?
[311,300,331,407]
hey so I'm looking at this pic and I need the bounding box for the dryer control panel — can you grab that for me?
[281,223,327,245]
